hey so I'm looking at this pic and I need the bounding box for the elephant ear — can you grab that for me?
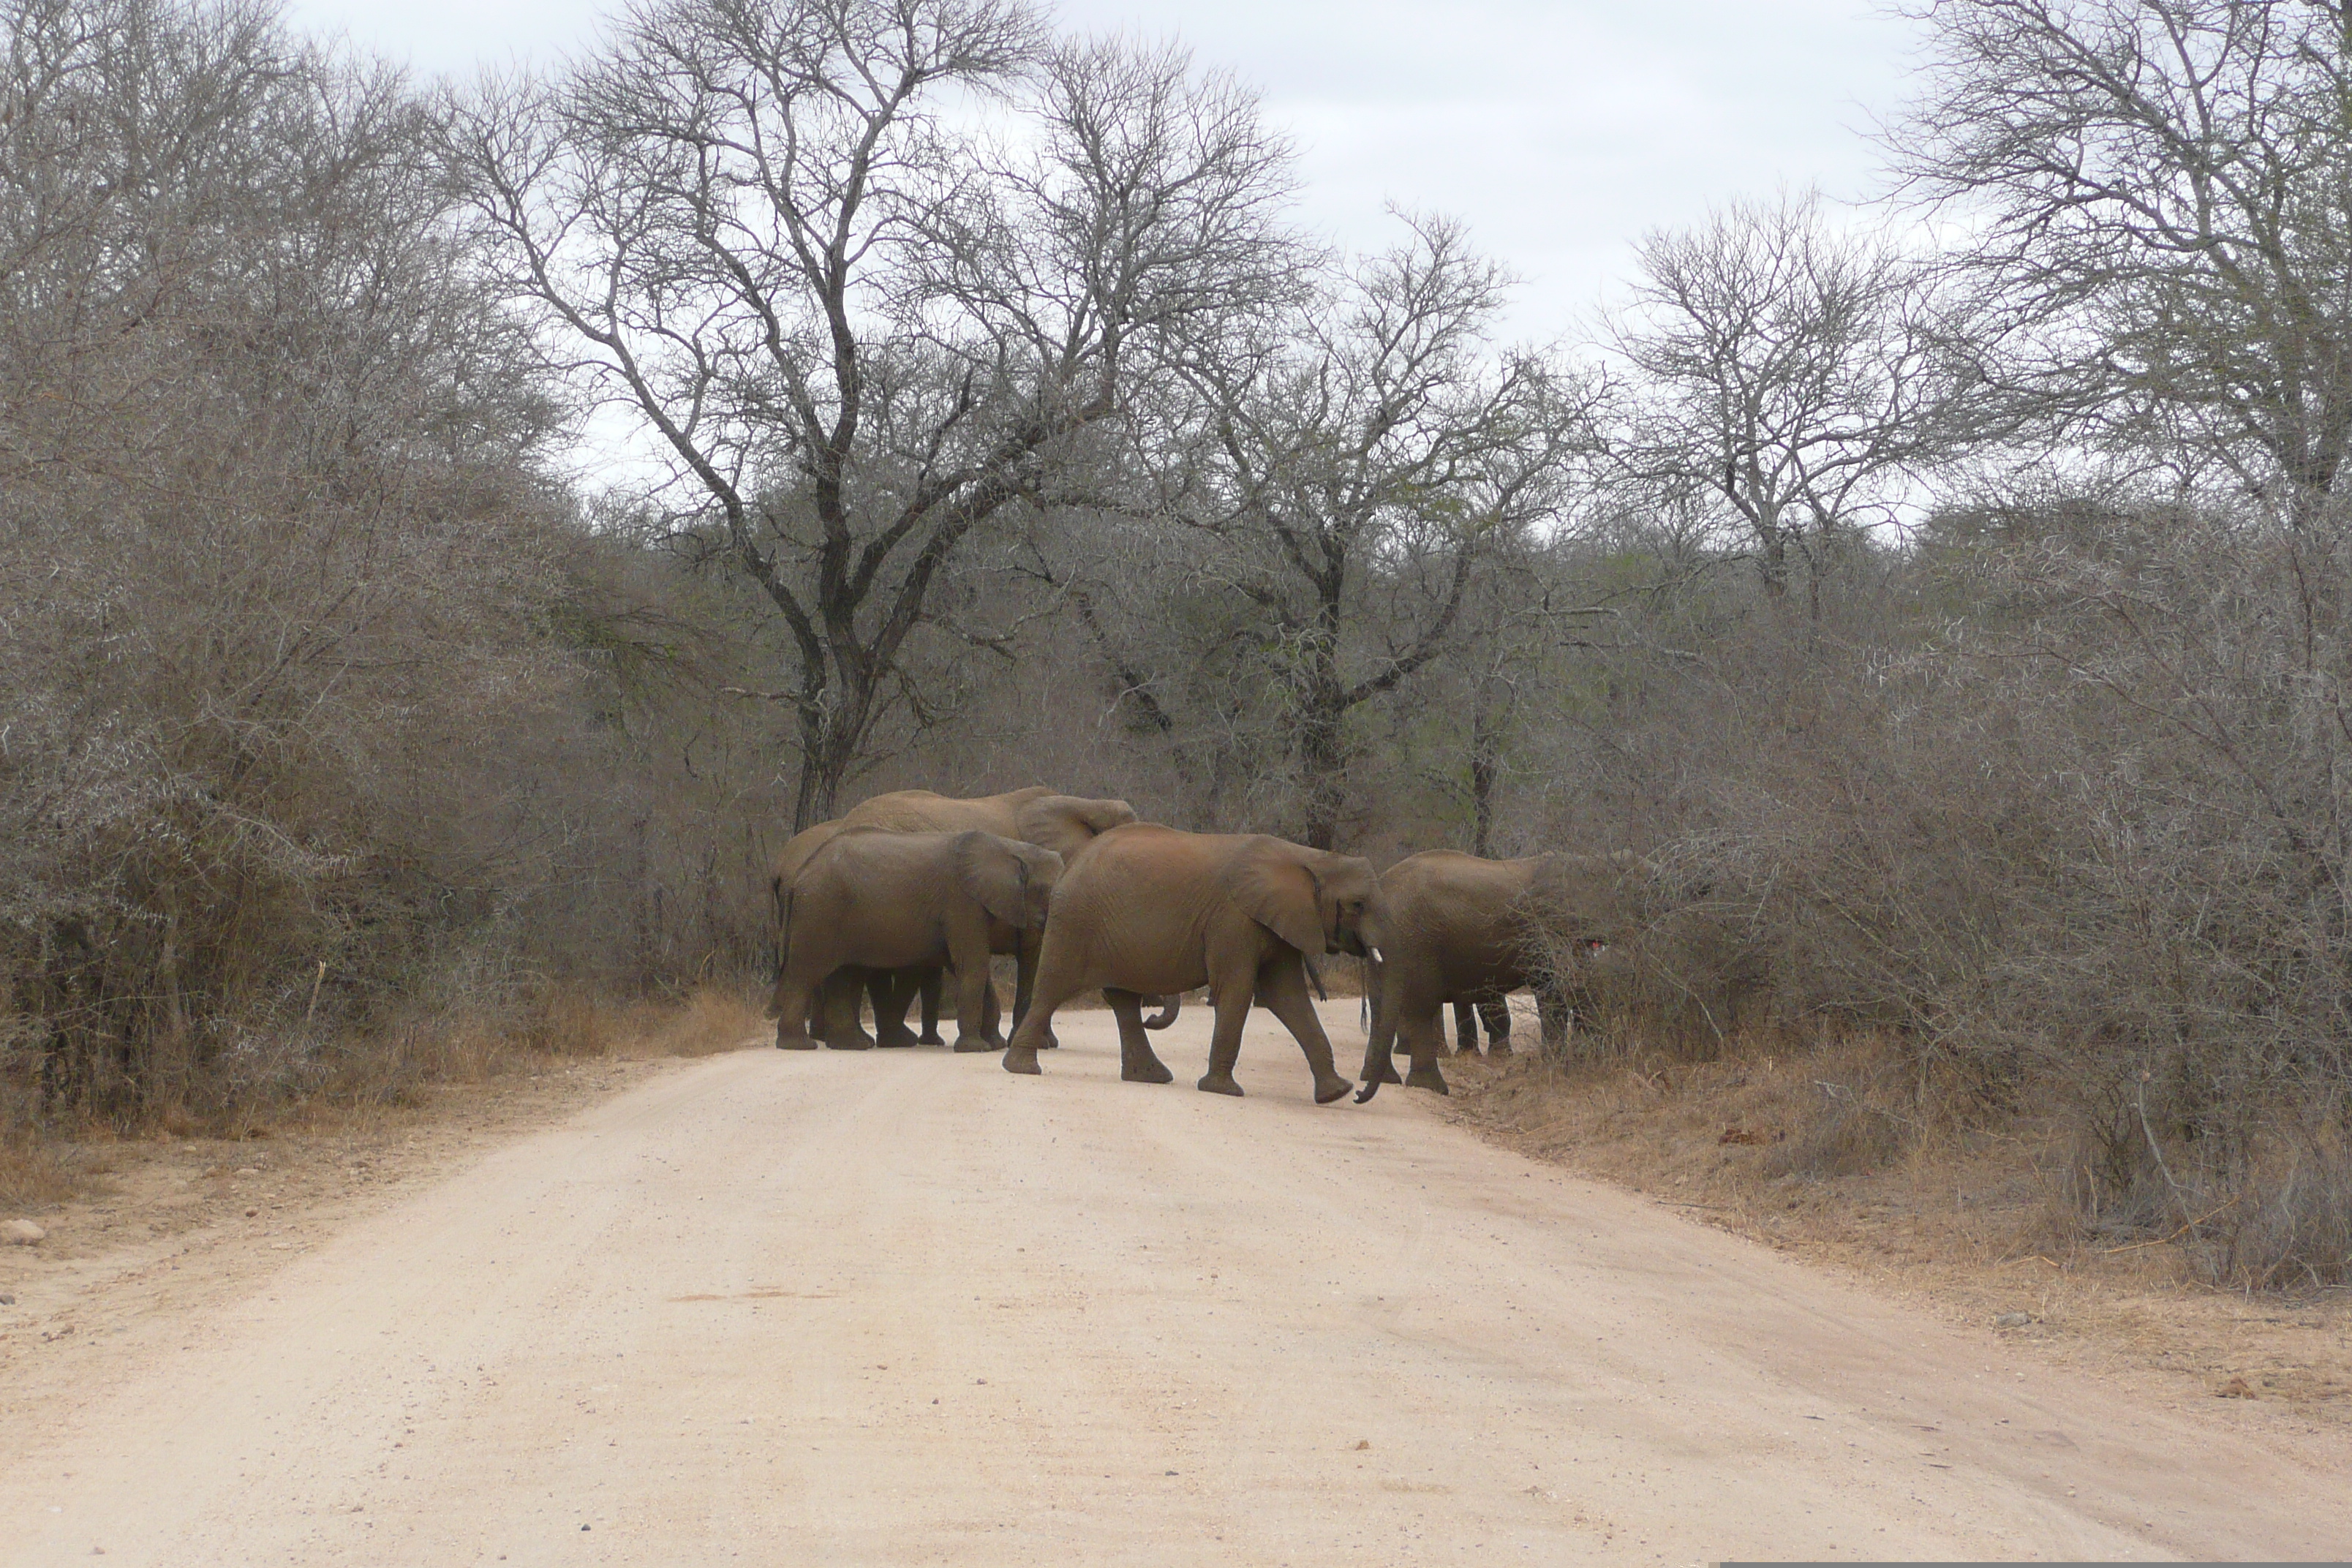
[1014,795,1137,857]
[1223,841,1327,957]
[957,832,1030,927]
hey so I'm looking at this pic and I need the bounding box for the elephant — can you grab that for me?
[767,818,892,1040]
[837,786,1146,1045]
[1354,849,1643,1102]
[1454,996,1514,1054]
[1002,824,1379,1105]
[773,829,1063,1052]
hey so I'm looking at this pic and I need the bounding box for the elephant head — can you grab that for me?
[1221,839,1382,960]
[959,831,1063,931]
[1011,794,1139,859]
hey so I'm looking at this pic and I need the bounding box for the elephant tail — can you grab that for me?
[1141,993,1181,1030]
[770,876,789,983]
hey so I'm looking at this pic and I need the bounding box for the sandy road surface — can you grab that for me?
[4,1006,2348,1566]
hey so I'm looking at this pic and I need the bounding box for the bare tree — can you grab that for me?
[443,0,1300,828]
[1164,213,1584,849]
[1889,0,2352,524]
[1602,191,1979,601]
[0,0,592,1120]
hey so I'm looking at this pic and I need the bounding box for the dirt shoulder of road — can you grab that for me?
[0,1045,750,1398]
[1440,1046,2352,1441]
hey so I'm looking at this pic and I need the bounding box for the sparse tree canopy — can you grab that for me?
[1891,0,2352,522]
[1164,213,1587,848]
[1602,191,1980,598]
[442,0,1303,827]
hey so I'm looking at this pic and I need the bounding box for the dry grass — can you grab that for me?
[0,1137,112,1210]
[3,983,770,1191]
[1444,1030,2352,1422]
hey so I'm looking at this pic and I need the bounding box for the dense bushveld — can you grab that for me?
[4,0,2348,1289]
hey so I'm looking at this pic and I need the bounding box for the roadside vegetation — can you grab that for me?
[4,0,2349,1297]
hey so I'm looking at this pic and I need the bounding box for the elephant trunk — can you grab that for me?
[1141,993,1181,1030]
[1352,947,1399,1103]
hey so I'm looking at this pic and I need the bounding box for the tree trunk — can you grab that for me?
[1298,690,1346,851]
[1297,613,1349,850]
[1469,701,1499,859]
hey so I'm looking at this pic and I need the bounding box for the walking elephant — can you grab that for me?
[773,829,1063,1053]
[837,786,1145,1046]
[1354,849,1642,1101]
[1002,824,1379,1104]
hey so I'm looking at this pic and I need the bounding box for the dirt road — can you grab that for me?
[5,1006,2347,1564]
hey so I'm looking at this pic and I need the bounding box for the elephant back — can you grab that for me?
[771,819,846,900]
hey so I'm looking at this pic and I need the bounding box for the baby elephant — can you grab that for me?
[772,829,1062,1052]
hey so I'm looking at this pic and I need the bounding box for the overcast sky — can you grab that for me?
[280,0,1925,344]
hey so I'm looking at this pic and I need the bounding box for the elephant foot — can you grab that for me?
[1039,1028,1061,1050]
[1313,1074,1353,1105]
[824,1033,878,1051]
[1122,1057,1175,1085]
[776,1033,820,1051]
[1003,1045,1041,1076]
[1405,1064,1450,1095]
[951,1033,1005,1053]
[919,1032,947,1047]
[874,1024,920,1049]
[1196,1071,1244,1098]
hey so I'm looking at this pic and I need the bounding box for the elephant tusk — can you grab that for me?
[1368,945,1382,965]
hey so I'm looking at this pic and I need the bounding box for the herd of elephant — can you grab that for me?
[769,785,1628,1104]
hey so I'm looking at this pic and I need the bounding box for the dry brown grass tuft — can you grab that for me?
[0,1136,110,1209]
[625,987,772,1058]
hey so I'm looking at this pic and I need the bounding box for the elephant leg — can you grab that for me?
[1196,968,1258,1098]
[818,967,876,1050]
[1478,996,1513,1054]
[773,963,821,1050]
[1002,954,1087,1077]
[1452,1000,1478,1056]
[1106,987,1175,1085]
[1014,937,1061,1049]
[1252,954,1352,1105]
[870,970,921,1049]
[1398,998,1449,1094]
[918,968,946,1046]
[949,941,1001,1053]
[981,974,1003,1038]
